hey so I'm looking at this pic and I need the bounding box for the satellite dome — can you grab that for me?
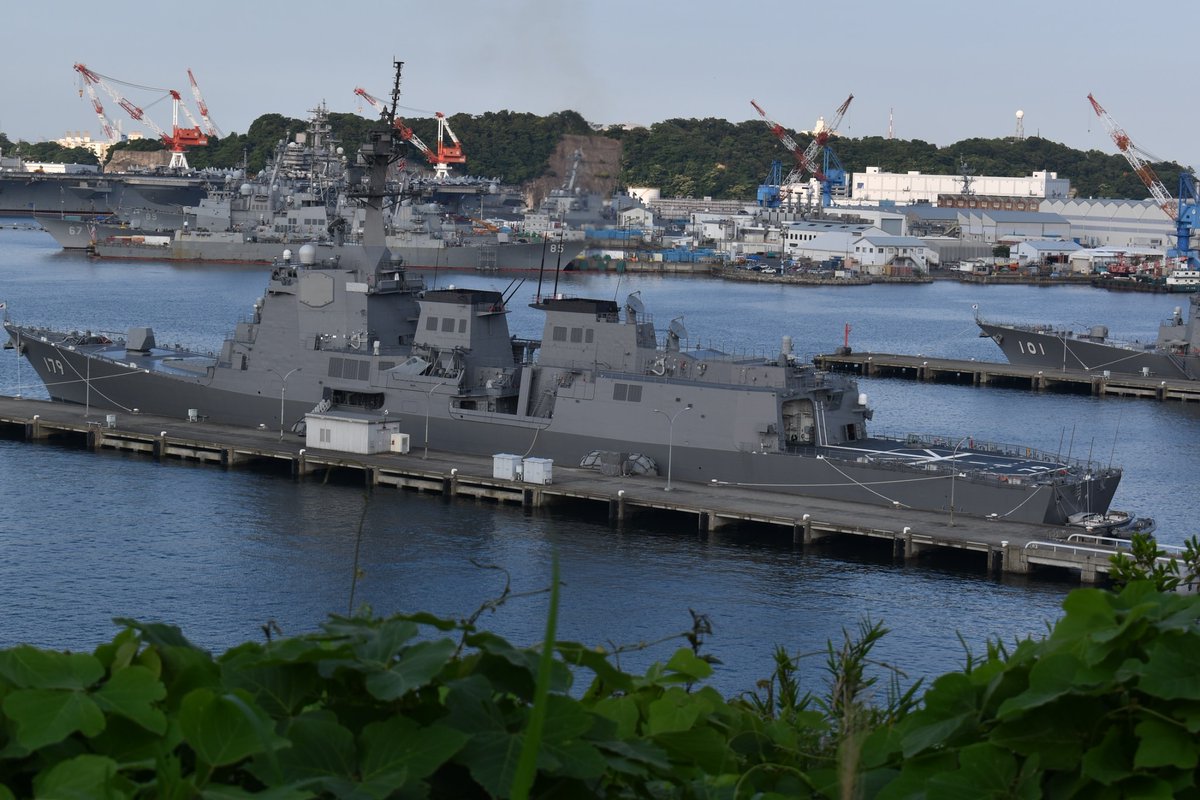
[299,244,317,265]
[239,183,252,196]
[1016,109,1025,118]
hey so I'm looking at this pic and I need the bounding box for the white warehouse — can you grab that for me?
[851,167,1070,204]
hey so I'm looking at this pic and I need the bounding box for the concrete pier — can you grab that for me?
[0,395,1140,585]
[815,352,1200,402]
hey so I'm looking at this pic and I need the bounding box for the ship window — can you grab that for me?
[441,318,455,332]
[319,428,331,443]
[570,328,583,343]
[358,361,370,381]
[328,357,343,377]
[458,319,467,333]
[613,383,628,401]
[553,326,567,341]
[586,329,594,343]
[341,360,359,379]
[627,385,642,402]
[426,316,438,331]
[378,361,395,372]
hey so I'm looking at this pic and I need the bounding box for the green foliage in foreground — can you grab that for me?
[2,575,1200,796]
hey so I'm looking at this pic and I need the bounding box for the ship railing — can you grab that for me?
[869,430,1113,474]
[1025,540,1180,568]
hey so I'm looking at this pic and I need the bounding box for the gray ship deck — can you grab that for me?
[815,351,1200,402]
[0,394,1142,585]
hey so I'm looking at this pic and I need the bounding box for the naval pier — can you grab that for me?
[0,394,1150,586]
[814,351,1200,402]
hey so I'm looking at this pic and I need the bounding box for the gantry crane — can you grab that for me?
[187,69,221,137]
[73,63,207,169]
[1088,92,1197,268]
[751,94,853,205]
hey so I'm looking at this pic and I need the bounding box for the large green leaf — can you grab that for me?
[359,716,469,795]
[31,753,124,800]
[1081,726,1134,785]
[363,638,456,701]
[258,711,357,788]
[663,648,714,682]
[1130,634,1200,701]
[590,695,641,739]
[3,688,105,749]
[220,656,322,718]
[1134,718,1199,769]
[93,664,167,734]
[996,652,1087,718]
[458,729,527,798]
[178,688,286,768]
[0,647,104,690]
[646,689,702,736]
[897,672,978,757]
[652,727,731,771]
[925,742,1020,800]
[352,618,420,666]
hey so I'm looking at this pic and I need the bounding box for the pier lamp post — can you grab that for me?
[653,403,693,491]
[949,435,969,526]
[424,379,448,459]
[268,367,302,440]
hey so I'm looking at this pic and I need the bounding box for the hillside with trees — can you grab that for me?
[3,112,1190,203]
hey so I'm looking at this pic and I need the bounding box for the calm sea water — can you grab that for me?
[2,222,1197,695]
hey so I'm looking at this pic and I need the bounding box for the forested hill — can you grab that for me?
[2,111,1188,201]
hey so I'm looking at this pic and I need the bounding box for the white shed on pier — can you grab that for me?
[305,408,403,454]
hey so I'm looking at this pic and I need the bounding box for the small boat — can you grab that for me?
[1067,510,1156,536]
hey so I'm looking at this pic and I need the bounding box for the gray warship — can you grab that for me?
[0,155,218,218]
[976,294,1200,380]
[3,64,1121,525]
[51,104,585,272]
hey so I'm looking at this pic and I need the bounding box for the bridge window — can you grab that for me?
[426,316,438,331]
[441,318,455,332]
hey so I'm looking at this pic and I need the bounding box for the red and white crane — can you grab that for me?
[1087,92,1175,219]
[76,72,120,144]
[187,68,222,137]
[750,94,853,195]
[353,87,466,180]
[73,63,208,169]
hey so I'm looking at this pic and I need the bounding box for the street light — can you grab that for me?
[949,435,968,526]
[268,367,301,440]
[424,379,448,459]
[653,403,693,491]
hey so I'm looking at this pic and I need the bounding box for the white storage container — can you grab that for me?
[493,453,522,480]
[522,457,553,485]
[389,433,411,454]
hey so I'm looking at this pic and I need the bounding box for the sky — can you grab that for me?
[2,0,1196,170]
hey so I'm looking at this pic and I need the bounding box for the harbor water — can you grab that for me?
[2,222,1198,696]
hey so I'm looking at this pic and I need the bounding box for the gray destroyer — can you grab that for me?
[977,294,1200,380]
[3,64,1120,526]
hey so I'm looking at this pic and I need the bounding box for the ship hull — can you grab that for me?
[91,235,586,272]
[7,324,1118,526]
[977,321,1198,380]
[0,173,212,217]
[36,210,189,249]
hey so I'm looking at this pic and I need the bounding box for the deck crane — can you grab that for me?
[72,63,207,170]
[1087,93,1198,269]
[187,69,222,137]
[750,94,853,205]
